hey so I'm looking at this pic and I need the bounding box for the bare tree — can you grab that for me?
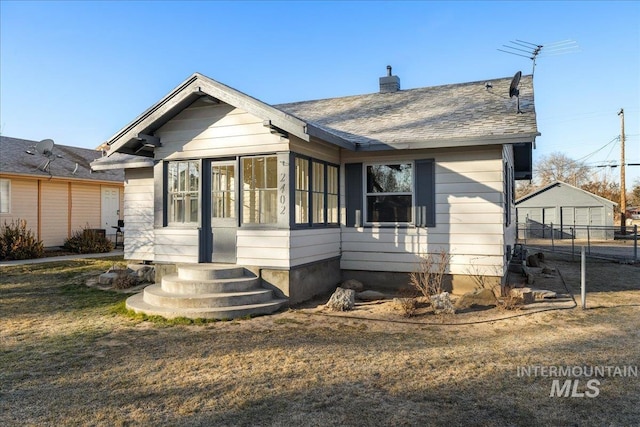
[536,152,591,187]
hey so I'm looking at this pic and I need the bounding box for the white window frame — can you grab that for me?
[0,179,10,214]
[363,162,414,225]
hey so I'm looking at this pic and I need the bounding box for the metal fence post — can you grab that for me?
[581,246,587,309]
[634,225,638,262]
[587,225,591,255]
[571,227,575,261]
[551,222,555,251]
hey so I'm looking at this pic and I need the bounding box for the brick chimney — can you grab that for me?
[379,65,400,93]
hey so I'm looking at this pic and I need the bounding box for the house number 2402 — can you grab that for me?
[279,172,287,215]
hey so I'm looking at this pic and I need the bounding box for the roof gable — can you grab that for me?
[104,73,356,157]
[0,136,123,182]
[516,181,617,207]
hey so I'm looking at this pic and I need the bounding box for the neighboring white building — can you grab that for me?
[92,70,538,304]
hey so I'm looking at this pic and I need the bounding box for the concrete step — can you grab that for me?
[126,292,287,320]
[161,274,260,294]
[142,284,275,309]
[177,264,246,281]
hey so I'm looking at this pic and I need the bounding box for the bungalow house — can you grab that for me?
[0,136,124,247]
[91,69,538,318]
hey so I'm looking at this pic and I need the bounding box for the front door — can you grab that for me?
[210,161,237,263]
[101,187,120,234]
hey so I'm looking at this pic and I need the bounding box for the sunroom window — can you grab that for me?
[365,163,413,223]
[167,161,200,224]
[242,155,277,224]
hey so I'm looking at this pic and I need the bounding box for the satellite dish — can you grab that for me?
[509,71,523,114]
[36,139,55,157]
[509,71,522,98]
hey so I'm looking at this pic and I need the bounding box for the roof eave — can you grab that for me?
[354,132,540,151]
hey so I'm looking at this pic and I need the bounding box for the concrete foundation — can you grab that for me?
[259,258,342,305]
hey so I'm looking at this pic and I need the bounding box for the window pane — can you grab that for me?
[327,194,338,223]
[327,166,338,194]
[367,164,412,193]
[313,192,324,223]
[367,195,412,222]
[295,191,308,223]
[266,156,277,188]
[312,162,324,192]
[296,157,308,191]
[255,157,265,189]
[189,162,200,192]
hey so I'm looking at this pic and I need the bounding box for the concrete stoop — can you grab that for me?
[126,264,287,320]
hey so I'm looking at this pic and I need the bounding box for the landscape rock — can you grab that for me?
[340,279,364,292]
[454,288,498,310]
[430,292,455,314]
[531,289,557,299]
[98,272,120,286]
[536,252,545,263]
[132,266,155,283]
[510,287,535,304]
[356,290,387,301]
[326,287,355,311]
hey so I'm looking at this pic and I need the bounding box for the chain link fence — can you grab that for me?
[517,221,638,263]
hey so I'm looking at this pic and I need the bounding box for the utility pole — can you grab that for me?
[618,108,626,232]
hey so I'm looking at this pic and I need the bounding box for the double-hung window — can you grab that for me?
[167,161,200,224]
[294,156,339,226]
[242,155,277,224]
[365,163,413,224]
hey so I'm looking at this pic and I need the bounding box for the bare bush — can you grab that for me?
[409,249,451,298]
[395,287,418,318]
[499,285,524,311]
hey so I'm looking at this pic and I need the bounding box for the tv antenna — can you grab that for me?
[498,39,579,76]
[509,71,523,114]
[25,138,63,174]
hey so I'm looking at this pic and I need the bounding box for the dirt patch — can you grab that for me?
[1,252,639,426]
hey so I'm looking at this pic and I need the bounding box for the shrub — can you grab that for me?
[409,249,451,298]
[395,287,418,318]
[63,227,113,254]
[0,219,45,260]
[113,272,139,290]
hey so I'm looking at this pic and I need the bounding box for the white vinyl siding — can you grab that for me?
[155,100,288,160]
[124,168,154,261]
[236,228,340,268]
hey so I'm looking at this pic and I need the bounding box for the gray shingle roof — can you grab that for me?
[0,136,123,182]
[276,74,537,147]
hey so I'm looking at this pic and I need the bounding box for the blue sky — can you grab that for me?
[1,1,639,184]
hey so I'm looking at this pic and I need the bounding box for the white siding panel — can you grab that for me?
[290,228,340,266]
[124,168,154,261]
[154,228,199,263]
[236,229,290,267]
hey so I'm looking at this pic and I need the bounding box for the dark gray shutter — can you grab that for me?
[415,159,435,227]
[345,163,363,227]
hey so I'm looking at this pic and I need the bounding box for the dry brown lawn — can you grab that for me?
[1,253,639,426]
